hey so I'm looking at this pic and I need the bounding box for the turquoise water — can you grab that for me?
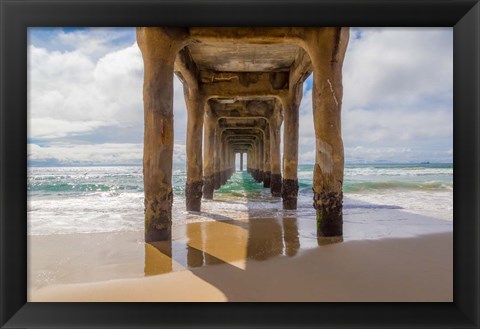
[27,163,453,235]
[28,163,453,196]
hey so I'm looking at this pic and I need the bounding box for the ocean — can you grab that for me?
[27,163,453,238]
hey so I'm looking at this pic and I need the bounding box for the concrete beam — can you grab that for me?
[174,47,200,91]
[200,72,288,100]
[289,48,313,88]
[189,27,305,45]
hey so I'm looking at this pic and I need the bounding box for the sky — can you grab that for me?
[27,27,453,166]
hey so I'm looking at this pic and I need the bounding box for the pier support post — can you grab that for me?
[256,137,264,183]
[214,125,222,190]
[137,27,185,242]
[240,152,243,171]
[306,28,349,238]
[260,135,264,182]
[281,83,302,210]
[263,123,271,188]
[185,90,205,212]
[230,147,234,177]
[203,108,216,199]
[269,105,283,197]
[251,143,257,180]
[221,136,228,185]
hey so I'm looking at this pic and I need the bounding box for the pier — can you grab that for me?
[137,28,349,242]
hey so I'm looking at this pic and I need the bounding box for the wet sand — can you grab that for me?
[29,212,453,302]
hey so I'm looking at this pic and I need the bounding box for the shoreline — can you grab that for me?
[30,231,453,302]
[28,202,453,302]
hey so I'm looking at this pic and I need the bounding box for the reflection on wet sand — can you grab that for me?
[144,215,315,276]
[144,241,172,276]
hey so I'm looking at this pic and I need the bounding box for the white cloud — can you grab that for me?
[345,146,452,163]
[28,42,144,137]
[28,143,187,166]
[28,27,453,165]
[343,28,453,108]
[29,28,136,61]
[29,118,109,139]
[28,33,189,159]
[297,27,453,163]
[342,107,452,145]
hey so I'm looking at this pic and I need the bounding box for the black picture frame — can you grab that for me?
[1,0,479,328]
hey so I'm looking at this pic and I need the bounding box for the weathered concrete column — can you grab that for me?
[281,83,303,210]
[218,133,224,187]
[137,27,185,242]
[226,144,231,179]
[305,27,349,238]
[230,147,234,177]
[221,135,228,185]
[263,124,272,188]
[250,143,256,179]
[203,108,216,199]
[231,150,234,173]
[255,137,264,183]
[263,123,271,188]
[269,105,283,197]
[184,89,205,212]
[240,152,243,171]
[259,135,264,182]
[213,125,222,190]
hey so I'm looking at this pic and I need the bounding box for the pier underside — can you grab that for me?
[137,27,349,242]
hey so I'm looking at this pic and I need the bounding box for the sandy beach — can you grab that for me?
[29,213,453,302]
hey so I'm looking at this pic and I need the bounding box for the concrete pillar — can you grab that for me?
[230,147,234,177]
[184,89,205,212]
[250,143,256,179]
[263,123,271,188]
[255,137,264,183]
[281,83,303,210]
[137,27,184,242]
[259,135,264,182]
[226,144,231,180]
[253,144,258,179]
[240,152,243,171]
[305,27,349,238]
[221,136,228,185]
[229,148,232,177]
[269,105,283,197]
[203,109,216,199]
[213,125,222,190]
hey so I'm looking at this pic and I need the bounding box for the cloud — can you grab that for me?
[28,27,452,165]
[28,27,136,61]
[28,42,144,138]
[343,28,453,108]
[296,27,453,163]
[28,143,187,166]
[28,29,189,148]
[345,146,453,163]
